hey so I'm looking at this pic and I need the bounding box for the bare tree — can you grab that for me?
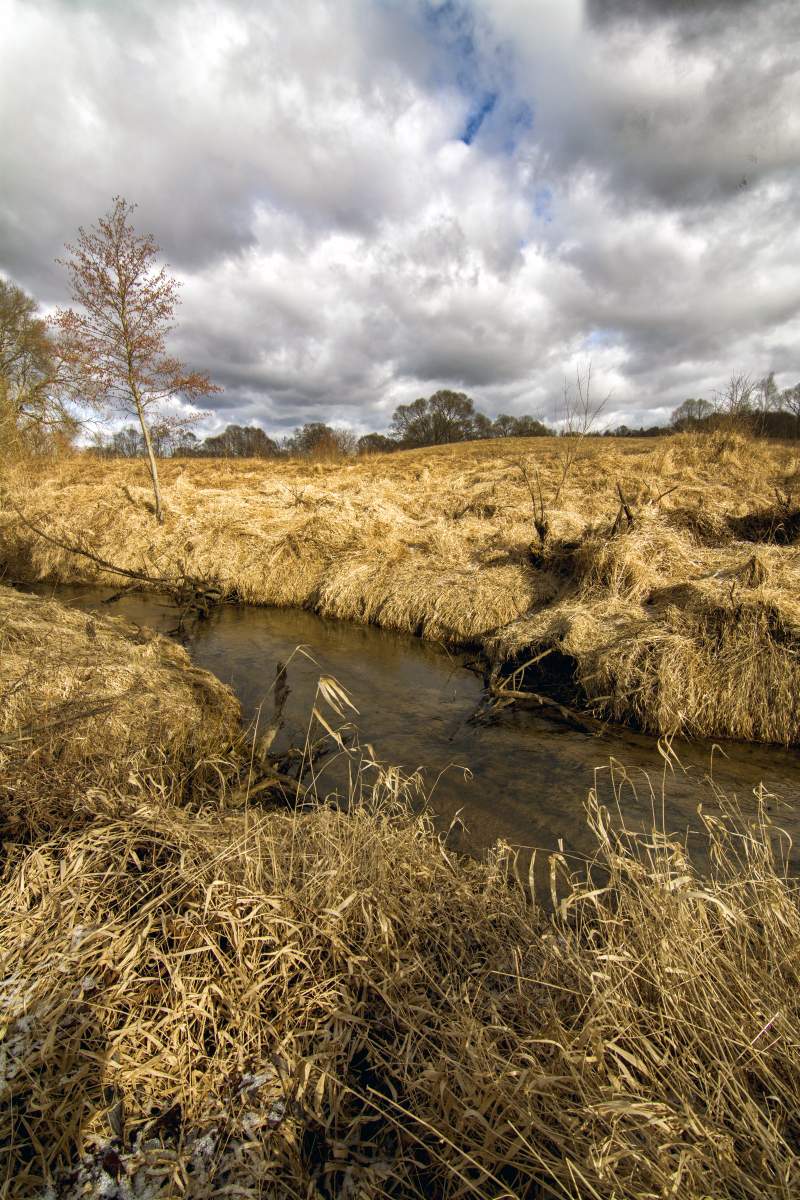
[781,383,800,438]
[714,371,755,419]
[356,432,397,456]
[671,397,715,430]
[519,361,610,553]
[552,361,610,505]
[287,422,356,459]
[53,197,219,522]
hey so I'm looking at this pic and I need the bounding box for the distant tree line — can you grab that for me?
[588,373,800,441]
[86,375,800,461]
[88,390,553,459]
[88,420,352,459]
[601,425,667,438]
[669,373,800,438]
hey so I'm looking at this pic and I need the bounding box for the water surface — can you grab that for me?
[31,585,800,871]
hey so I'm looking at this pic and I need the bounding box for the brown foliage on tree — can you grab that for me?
[53,197,220,522]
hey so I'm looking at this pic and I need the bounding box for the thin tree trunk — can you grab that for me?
[135,400,164,524]
[123,333,163,524]
[119,280,164,525]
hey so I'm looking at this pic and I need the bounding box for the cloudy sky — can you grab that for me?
[2,0,799,436]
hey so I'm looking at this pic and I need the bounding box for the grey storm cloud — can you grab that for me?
[587,0,758,24]
[1,0,799,437]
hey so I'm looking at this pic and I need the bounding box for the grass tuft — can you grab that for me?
[0,586,241,838]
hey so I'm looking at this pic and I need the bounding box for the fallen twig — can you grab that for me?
[610,481,635,537]
[0,693,135,746]
[486,681,604,734]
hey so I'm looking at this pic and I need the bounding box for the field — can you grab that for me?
[3,431,800,743]
[2,583,800,1198]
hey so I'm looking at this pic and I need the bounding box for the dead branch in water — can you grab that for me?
[232,767,308,805]
[232,661,351,807]
[2,493,227,633]
[2,494,174,586]
[486,683,604,734]
[480,657,605,735]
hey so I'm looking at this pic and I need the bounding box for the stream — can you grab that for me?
[30,584,800,873]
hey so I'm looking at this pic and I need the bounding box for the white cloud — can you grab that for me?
[1,0,798,437]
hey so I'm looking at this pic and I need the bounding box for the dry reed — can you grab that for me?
[2,752,798,1196]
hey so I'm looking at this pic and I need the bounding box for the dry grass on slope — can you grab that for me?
[491,510,800,744]
[2,772,799,1199]
[0,586,241,838]
[3,432,800,742]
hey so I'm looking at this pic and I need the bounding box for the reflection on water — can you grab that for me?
[29,585,800,868]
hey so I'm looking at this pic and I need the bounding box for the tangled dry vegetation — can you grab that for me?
[1,588,799,1199]
[0,586,240,839]
[2,431,800,745]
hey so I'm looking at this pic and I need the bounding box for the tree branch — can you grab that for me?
[2,494,174,586]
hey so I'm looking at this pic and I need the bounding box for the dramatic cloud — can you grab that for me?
[1,0,798,435]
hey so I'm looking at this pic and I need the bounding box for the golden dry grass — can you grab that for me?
[3,431,800,742]
[2,751,799,1196]
[0,585,241,838]
[2,586,799,1199]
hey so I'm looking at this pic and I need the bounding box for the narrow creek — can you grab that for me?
[31,584,800,871]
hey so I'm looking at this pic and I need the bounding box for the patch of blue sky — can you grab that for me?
[584,328,618,349]
[534,186,553,222]
[417,0,482,93]
[381,0,534,158]
[501,100,533,154]
[461,91,497,143]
